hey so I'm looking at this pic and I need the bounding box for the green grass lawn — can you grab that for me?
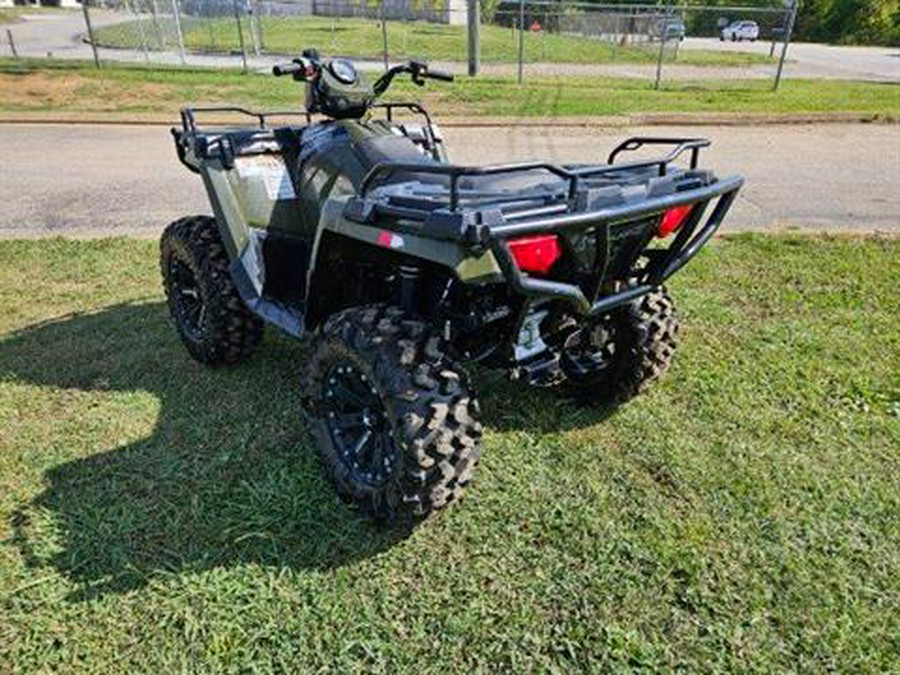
[91,15,773,67]
[2,58,899,119]
[1,235,898,671]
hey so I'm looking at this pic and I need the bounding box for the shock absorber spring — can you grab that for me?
[398,264,420,311]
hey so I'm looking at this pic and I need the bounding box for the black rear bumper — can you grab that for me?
[346,136,744,315]
[489,175,744,316]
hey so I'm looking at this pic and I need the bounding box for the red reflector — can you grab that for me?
[659,205,693,238]
[508,234,562,275]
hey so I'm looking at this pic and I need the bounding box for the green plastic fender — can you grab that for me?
[314,197,504,285]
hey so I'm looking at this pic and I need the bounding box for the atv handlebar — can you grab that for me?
[272,58,317,80]
[274,56,453,90]
[424,68,454,82]
[373,61,454,96]
[272,62,302,77]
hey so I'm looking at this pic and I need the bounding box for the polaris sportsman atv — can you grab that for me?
[162,49,744,523]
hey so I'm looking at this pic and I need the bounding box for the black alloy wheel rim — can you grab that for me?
[169,256,204,341]
[323,362,396,487]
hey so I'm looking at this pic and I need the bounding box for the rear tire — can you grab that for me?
[560,287,679,404]
[305,305,483,524]
[160,215,263,366]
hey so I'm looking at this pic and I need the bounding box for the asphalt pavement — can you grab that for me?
[1,122,897,237]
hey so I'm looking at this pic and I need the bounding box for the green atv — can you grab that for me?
[162,49,744,523]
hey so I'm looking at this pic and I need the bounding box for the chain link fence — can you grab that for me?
[4,1,798,89]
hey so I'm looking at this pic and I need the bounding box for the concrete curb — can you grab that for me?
[0,111,895,127]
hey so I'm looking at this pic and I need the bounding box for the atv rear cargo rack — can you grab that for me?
[346,136,743,317]
[358,136,711,211]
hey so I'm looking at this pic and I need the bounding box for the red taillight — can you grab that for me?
[659,204,693,238]
[508,234,562,275]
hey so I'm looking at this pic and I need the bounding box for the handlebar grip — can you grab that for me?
[273,62,302,77]
[427,69,454,82]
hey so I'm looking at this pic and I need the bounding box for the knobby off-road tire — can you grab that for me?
[305,305,483,524]
[562,286,680,404]
[160,215,263,366]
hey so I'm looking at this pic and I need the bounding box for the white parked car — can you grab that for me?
[721,20,760,41]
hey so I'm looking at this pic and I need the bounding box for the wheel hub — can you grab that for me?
[169,256,204,341]
[323,363,396,487]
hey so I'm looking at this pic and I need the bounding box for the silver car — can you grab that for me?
[721,20,760,41]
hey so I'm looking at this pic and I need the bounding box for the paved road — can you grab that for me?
[680,37,900,82]
[3,11,899,82]
[1,123,897,237]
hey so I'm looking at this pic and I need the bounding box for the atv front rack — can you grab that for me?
[180,102,437,134]
[180,106,314,132]
[346,137,743,317]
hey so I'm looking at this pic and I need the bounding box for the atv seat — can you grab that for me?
[353,134,446,188]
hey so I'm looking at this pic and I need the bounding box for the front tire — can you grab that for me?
[160,215,263,366]
[559,287,679,404]
[305,305,483,523]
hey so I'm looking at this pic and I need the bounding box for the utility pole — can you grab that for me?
[773,0,797,91]
[467,0,480,77]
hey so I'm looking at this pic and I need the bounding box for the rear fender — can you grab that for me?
[311,197,504,286]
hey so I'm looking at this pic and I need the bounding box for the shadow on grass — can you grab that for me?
[3,301,615,598]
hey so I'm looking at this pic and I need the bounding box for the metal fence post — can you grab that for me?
[149,0,164,49]
[127,0,151,63]
[232,0,248,73]
[540,10,546,61]
[467,0,480,76]
[517,0,524,84]
[247,0,260,56]
[170,0,187,65]
[6,28,19,59]
[773,0,797,91]
[381,3,389,71]
[81,2,101,68]
[252,0,264,53]
[654,28,666,89]
[612,13,620,60]
[330,0,336,51]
